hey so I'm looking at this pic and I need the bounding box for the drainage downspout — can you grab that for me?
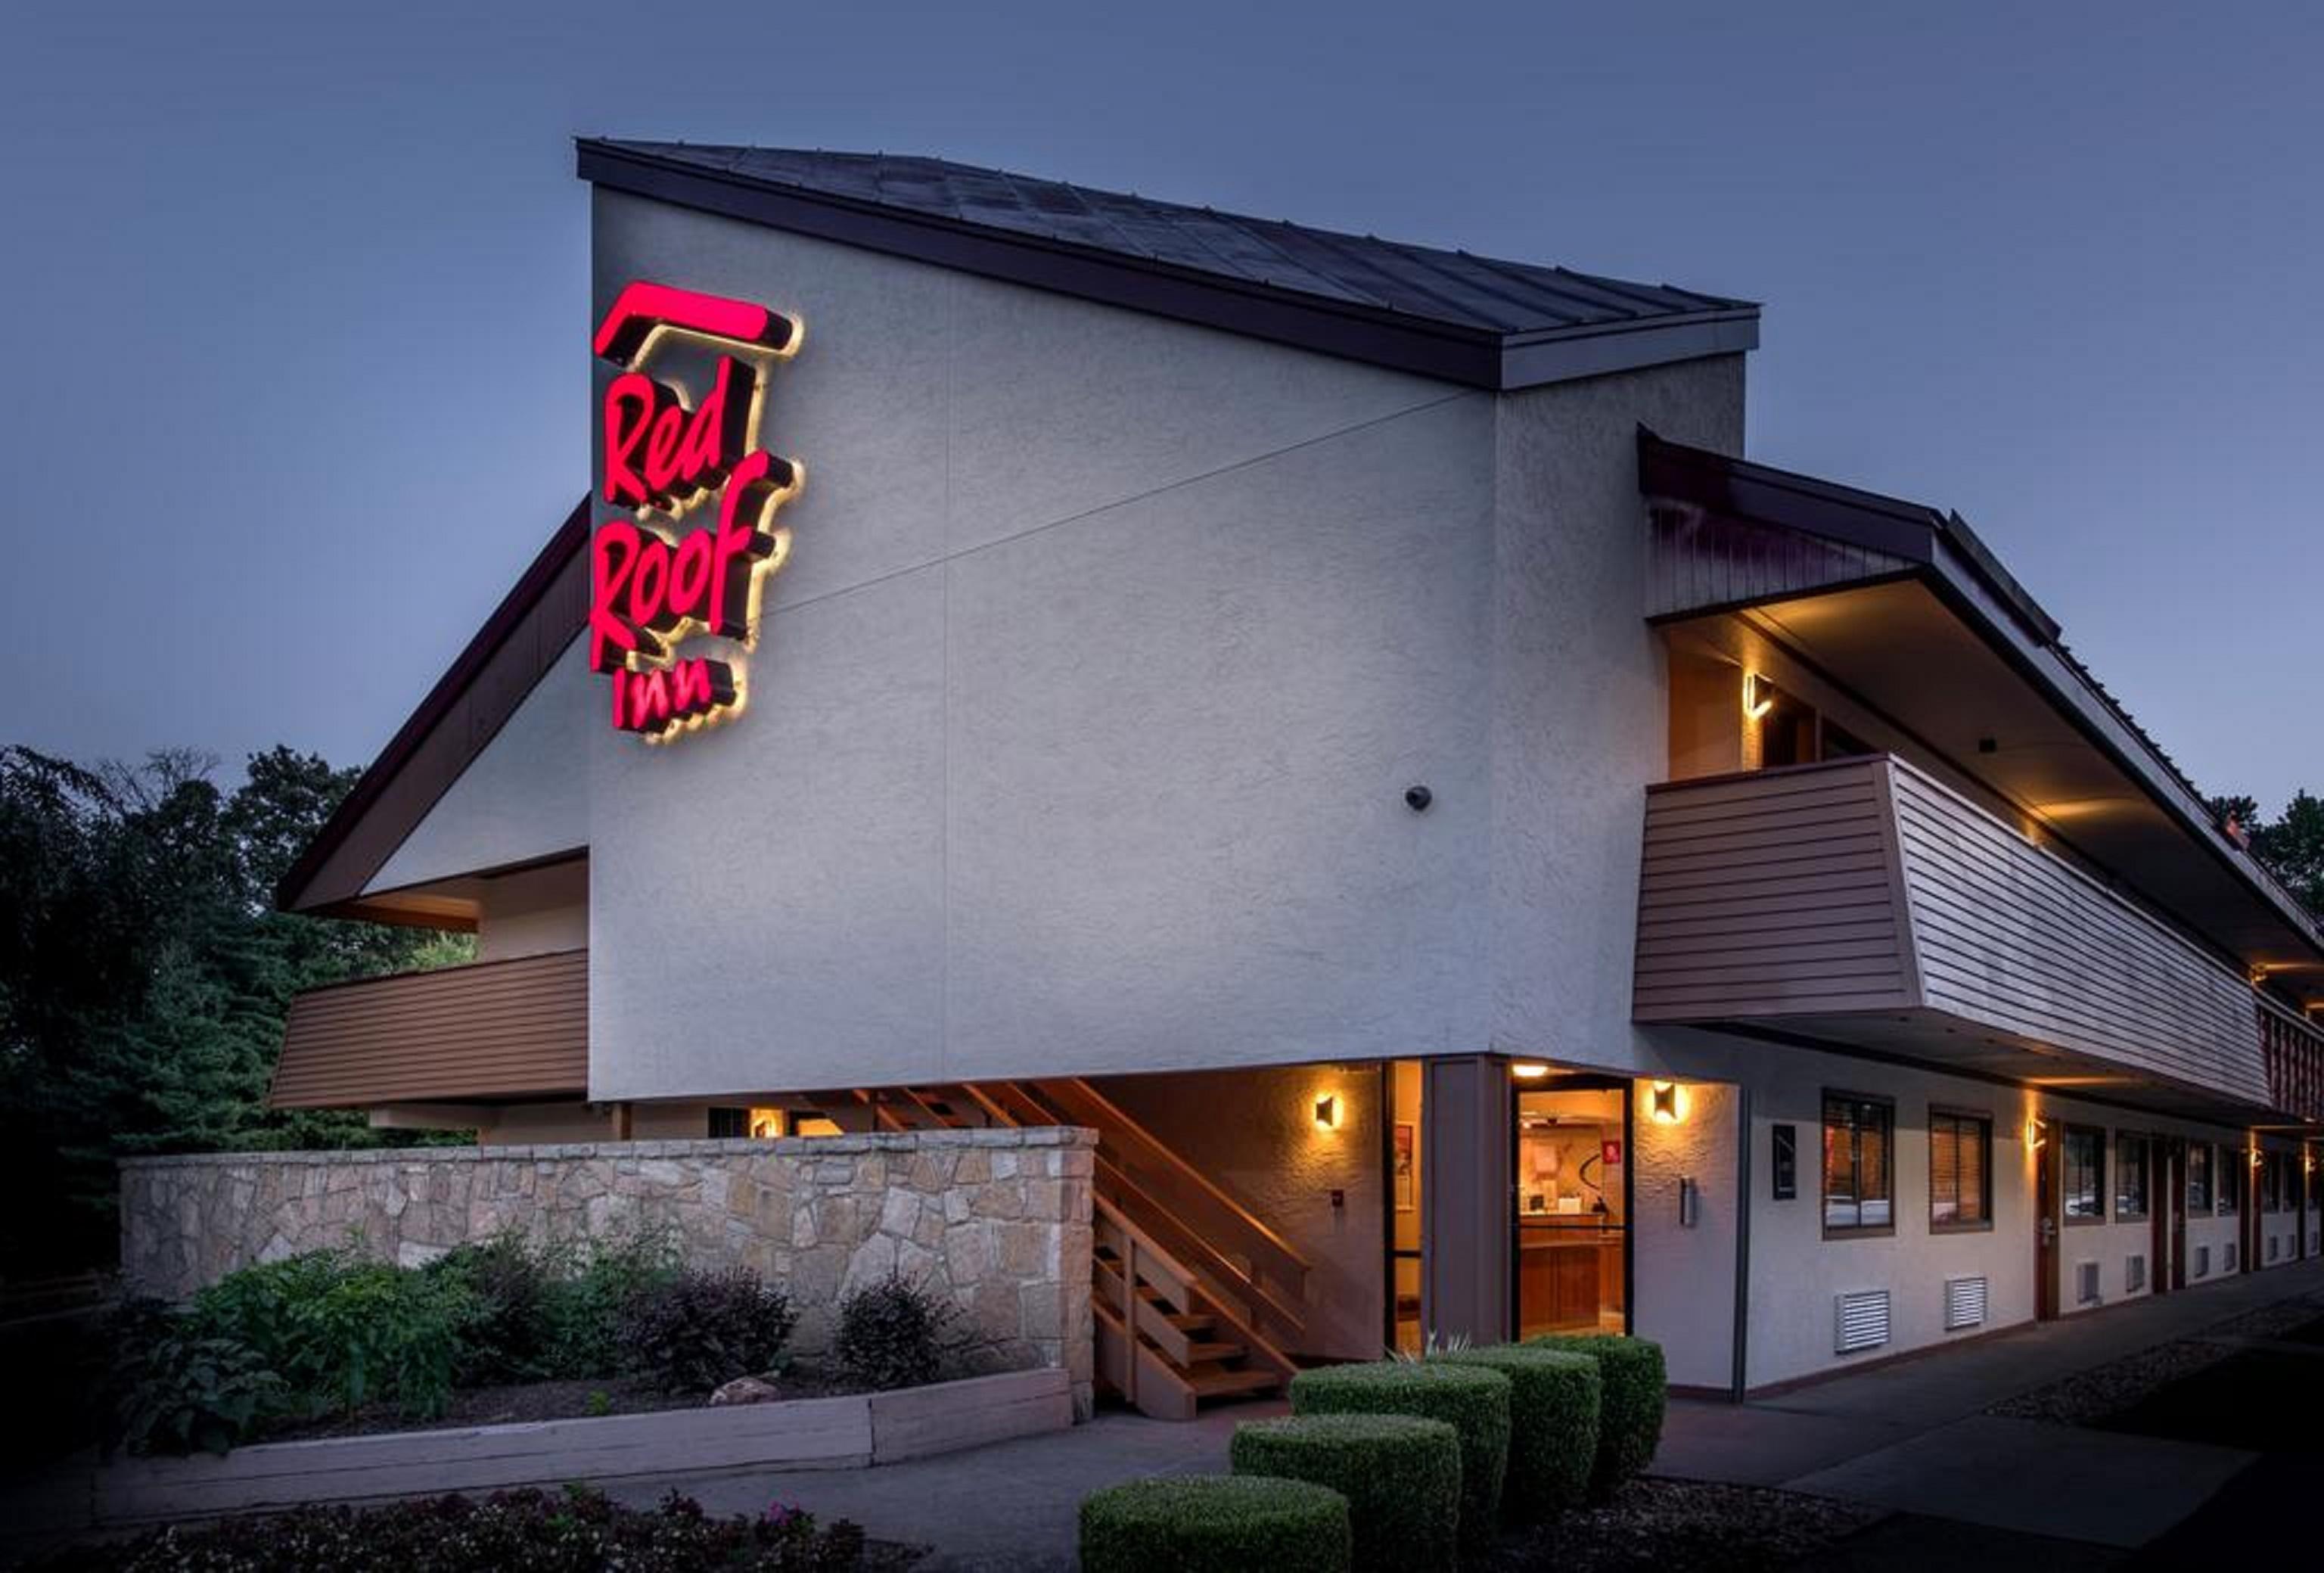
[1729,1085,1751,1403]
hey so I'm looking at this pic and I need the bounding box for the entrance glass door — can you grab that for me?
[1513,1078,1629,1338]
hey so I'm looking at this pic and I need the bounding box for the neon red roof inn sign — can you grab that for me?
[589,281,803,740]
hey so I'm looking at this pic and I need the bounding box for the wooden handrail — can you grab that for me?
[1095,1152,1306,1343]
[1027,1079,1312,1291]
[1094,1193,1299,1383]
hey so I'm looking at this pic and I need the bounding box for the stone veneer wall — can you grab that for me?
[120,1127,1095,1410]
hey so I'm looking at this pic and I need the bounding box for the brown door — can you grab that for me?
[2035,1131,2059,1320]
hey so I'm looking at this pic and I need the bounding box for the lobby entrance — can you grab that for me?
[1512,1073,1630,1336]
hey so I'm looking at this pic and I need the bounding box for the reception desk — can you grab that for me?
[1516,1220,1625,1335]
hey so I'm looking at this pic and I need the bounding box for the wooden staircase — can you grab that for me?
[844,1077,1310,1419]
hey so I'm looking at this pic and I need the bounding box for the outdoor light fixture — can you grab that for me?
[1741,671,1775,722]
[2024,1115,2049,1151]
[1650,1081,1684,1124]
[1313,1094,1341,1131]
[1511,1062,1551,1080]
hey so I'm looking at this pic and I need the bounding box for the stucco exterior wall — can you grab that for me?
[368,636,592,896]
[1630,1077,1740,1390]
[1095,1064,1386,1360]
[1642,1028,2272,1389]
[1484,359,1745,1074]
[119,1128,1095,1409]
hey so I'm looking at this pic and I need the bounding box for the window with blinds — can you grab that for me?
[1929,1109,1992,1230]
[2062,1126,2106,1222]
[1822,1092,1895,1236]
[2187,1142,2214,1212]
[2115,1133,2151,1220]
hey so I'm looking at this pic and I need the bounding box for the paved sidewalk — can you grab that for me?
[1654,1257,2324,1556]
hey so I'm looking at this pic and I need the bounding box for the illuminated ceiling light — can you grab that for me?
[1741,671,1775,722]
[1510,1062,1552,1080]
[1649,1081,1684,1124]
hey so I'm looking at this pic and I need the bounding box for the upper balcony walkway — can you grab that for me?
[1636,754,2322,1124]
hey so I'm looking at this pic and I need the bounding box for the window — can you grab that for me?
[708,1107,748,1139]
[2187,1142,2214,1212]
[2061,1127,2106,1222]
[1929,1109,1991,1230]
[2219,1147,2240,1214]
[2262,1152,2287,1212]
[1822,1093,1894,1235]
[2115,1133,2150,1220]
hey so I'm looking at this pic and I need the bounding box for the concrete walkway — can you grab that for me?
[1655,1257,2324,1556]
[607,1257,2323,1567]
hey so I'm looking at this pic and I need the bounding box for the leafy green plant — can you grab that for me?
[193,1248,476,1419]
[103,1300,284,1457]
[1432,1343,1600,1519]
[539,1229,678,1379]
[830,1271,962,1391]
[1080,1475,1351,1573]
[26,1484,871,1571]
[1229,1413,1459,1572]
[584,1388,614,1418]
[427,1236,555,1384]
[1525,1333,1666,1497]
[616,1266,798,1394]
[1288,1360,1511,1554]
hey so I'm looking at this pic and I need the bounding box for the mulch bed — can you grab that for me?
[1987,1293,2324,1428]
[255,1369,865,1444]
[1488,1478,1884,1572]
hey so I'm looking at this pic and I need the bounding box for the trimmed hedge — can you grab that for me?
[1230,1413,1460,1573]
[1432,1344,1599,1521]
[1080,1475,1351,1573]
[1525,1334,1666,1495]
[1288,1360,1510,1554]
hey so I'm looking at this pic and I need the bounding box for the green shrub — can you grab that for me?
[617,1266,798,1394]
[102,1299,284,1457]
[1525,1334,1665,1494]
[1431,1344,1599,1520]
[539,1229,677,1379]
[1079,1475,1350,1573]
[1289,1360,1510,1553]
[194,1250,475,1420]
[426,1236,555,1384]
[830,1271,962,1391]
[1229,1413,1459,1572]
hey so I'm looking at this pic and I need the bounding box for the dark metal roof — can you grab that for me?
[577,141,1759,390]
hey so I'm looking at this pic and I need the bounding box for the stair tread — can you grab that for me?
[1187,1366,1280,1397]
[1185,1341,1245,1362]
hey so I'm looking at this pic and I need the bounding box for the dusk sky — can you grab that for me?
[3,1,2316,810]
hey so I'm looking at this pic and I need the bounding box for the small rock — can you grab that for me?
[710,1376,782,1407]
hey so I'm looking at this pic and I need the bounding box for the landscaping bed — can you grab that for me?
[1485,1478,1884,1572]
[255,1370,862,1443]
[27,1483,923,1571]
[1987,1292,2324,1428]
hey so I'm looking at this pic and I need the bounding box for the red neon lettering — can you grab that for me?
[609,658,738,735]
[601,358,749,513]
[595,281,794,362]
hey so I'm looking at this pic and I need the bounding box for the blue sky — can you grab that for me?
[2,1,2316,808]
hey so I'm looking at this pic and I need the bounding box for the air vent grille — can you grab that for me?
[1835,1289,1891,1354]
[2267,1236,2279,1262]
[2126,1254,2146,1293]
[2195,1245,2211,1278]
[2075,1261,2101,1305]
[2224,1243,2238,1273]
[1942,1275,1987,1331]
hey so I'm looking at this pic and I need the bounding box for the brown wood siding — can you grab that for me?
[1887,766,2271,1105]
[269,950,588,1108]
[1636,758,1917,1018]
[1645,507,1912,620]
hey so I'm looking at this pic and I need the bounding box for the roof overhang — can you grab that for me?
[275,500,590,925]
[576,140,1759,393]
[1641,432,2324,1015]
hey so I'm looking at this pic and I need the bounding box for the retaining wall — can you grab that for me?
[119,1127,1095,1408]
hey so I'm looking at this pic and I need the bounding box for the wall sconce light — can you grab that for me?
[2024,1115,2048,1151]
[1741,671,1775,722]
[1313,1093,1341,1131]
[1650,1081,1685,1124]
[2249,1146,2265,1170]
[1511,1062,1551,1080]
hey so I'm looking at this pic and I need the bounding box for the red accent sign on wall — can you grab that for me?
[590,281,803,740]
[1602,1139,1623,1169]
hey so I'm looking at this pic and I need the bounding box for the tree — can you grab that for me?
[0,745,471,1276]
[2211,790,2324,922]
